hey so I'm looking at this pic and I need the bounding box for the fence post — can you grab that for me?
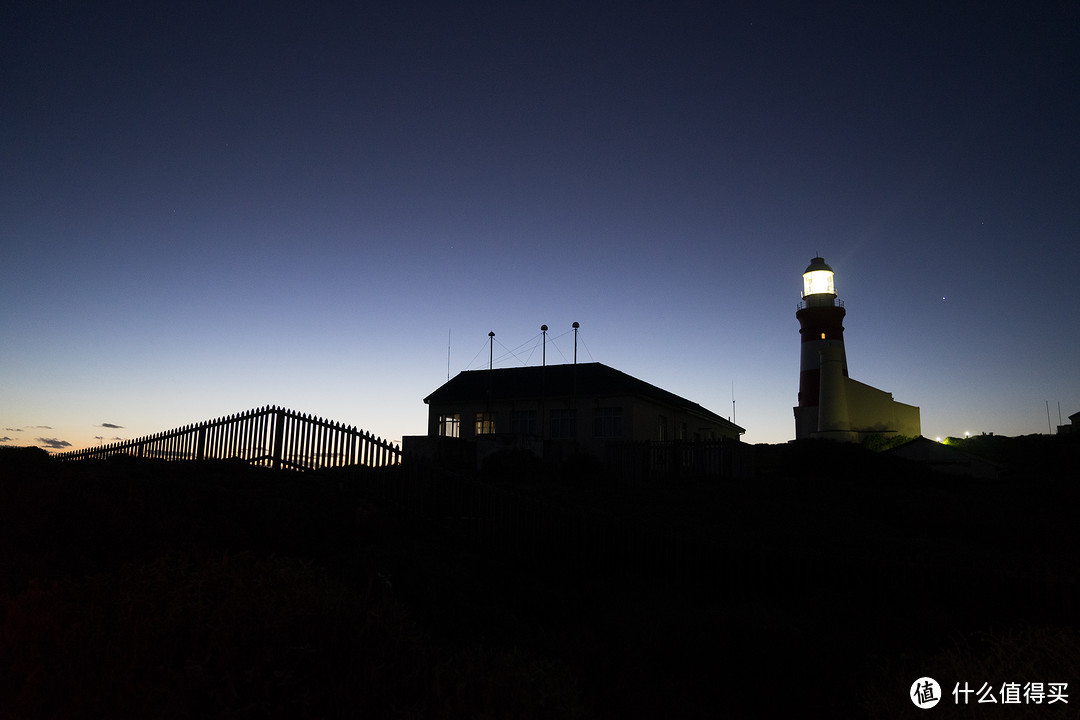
[272,408,286,470]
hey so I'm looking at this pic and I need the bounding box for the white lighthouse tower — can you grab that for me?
[793,256,921,442]
[794,257,857,441]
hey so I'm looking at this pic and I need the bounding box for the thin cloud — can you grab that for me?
[0,437,12,443]
[37,438,72,449]
[4,428,23,432]
[32,426,53,430]
[100,422,124,429]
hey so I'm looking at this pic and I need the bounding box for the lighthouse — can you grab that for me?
[795,256,855,440]
[793,256,921,442]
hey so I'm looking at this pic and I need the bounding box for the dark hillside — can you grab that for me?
[0,449,585,720]
[939,432,1080,481]
[1,440,1078,719]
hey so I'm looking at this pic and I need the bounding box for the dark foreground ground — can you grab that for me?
[1,436,1078,719]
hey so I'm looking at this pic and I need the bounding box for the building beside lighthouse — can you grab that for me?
[403,358,748,479]
[794,257,921,441]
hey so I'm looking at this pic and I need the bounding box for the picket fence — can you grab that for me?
[52,405,400,470]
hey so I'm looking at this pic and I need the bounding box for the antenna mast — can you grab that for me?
[541,324,548,366]
[573,322,579,364]
[489,331,495,370]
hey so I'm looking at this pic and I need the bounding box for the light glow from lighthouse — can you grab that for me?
[803,269,835,297]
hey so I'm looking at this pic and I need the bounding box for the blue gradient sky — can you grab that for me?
[3,1,1078,451]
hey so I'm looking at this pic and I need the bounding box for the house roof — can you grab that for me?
[425,362,744,434]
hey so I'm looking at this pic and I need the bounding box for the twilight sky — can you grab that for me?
[3,0,1078,451]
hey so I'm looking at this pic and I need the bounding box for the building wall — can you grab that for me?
[427,394,739,458]
[793,405,818,440]
[892,401,922,438]
[625,396,738,443]
[1058,412,1080,434]
[794,378,921,440]
[843,377,921,438]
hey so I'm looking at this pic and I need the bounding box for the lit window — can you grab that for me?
[475,412,495,435]
[821,332,826,340]
[438,414,460,438]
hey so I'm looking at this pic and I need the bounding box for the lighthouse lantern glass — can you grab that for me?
[803,269,835,297]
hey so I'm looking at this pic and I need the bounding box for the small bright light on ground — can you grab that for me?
[936,437,943,442]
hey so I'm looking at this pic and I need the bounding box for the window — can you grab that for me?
[550,409,577,439]
[438,414,460,438]
[658,415,668,441]
[594,407,623,438]
[510,409,537,435]
[475,412,495,435]
[678,422,688,441]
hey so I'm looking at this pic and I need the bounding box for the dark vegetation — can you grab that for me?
[861,433,916,452]
[1,434,1078,719]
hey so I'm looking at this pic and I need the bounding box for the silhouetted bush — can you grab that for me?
[862,434,916,452]
[4,445,1078,718]
[558,452,610,486]
[862,626,1080,719]
[0,445,54,491]
[480,447,547,483]
[945,433,1080,480]
[0,457,587,719]
[0,553,585,719]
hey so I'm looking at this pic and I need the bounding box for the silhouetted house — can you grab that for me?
[1057,411,1080,435]
[406,362,745,476]
[884,436,1005,479]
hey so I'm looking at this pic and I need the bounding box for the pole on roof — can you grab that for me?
[572,322,579,364]
[489,331,494,370]
[541,324,548,366]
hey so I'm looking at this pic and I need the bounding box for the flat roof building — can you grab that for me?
[407,361,746,477]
